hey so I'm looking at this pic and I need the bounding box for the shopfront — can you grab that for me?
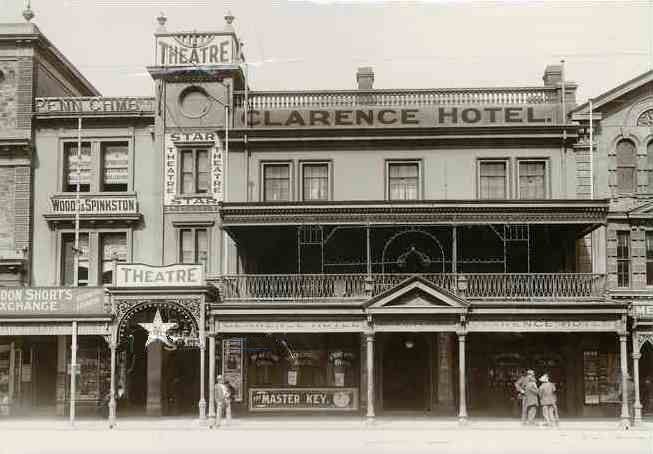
[0,287,110,417]
[465,311,630,419]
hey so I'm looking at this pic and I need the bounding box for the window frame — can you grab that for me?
[477,159,510,200]
[59,137,133,194]
[300,161,332,202]
[385,160,422,201]
[100,141,130,193]
[646,231,653,287]
[56,228,131,287]
[99,231,129,286]
[616,139,637,195]
[516,159,549,200]
[175,225,211,272]
[177,146,210,195]
[261,161,293,202]
[616,230,631,288]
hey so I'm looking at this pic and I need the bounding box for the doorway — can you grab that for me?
[381,334,429,411]
[33,339,57,410]
[120,306,200,416]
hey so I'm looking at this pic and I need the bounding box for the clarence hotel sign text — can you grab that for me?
[237,105,559,128]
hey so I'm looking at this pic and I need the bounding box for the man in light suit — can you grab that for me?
[214,375,232,427]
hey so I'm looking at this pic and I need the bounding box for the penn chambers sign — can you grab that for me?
[155,33,236,66]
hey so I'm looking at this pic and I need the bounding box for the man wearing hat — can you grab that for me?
[514,369,535,424]
[214,375,232,427]
[538,373,558,426]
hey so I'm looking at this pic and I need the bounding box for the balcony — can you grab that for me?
[212,273,606,303]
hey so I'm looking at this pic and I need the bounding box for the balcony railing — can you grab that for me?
[234,87,558,110]
[213,273,606,302]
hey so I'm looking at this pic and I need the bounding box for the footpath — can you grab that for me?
[0,416,651,432]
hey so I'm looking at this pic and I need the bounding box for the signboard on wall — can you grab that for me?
[35,97,154,115]
[0,288,106,317]
[249,387,359,411]
[155,33,236,67]
[235,105,559,129]
[50,196,138,215]
[164,132,224,206]
[222,338,244,402]
[115,263,205,287]
[467,319,620,333]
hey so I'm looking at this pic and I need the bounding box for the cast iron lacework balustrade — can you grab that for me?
[233,87,558,110]
[214,273,606,301]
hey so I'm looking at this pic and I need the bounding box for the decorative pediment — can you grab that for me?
[365,275,467,313]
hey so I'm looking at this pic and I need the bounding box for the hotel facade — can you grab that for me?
[0,12,651,425]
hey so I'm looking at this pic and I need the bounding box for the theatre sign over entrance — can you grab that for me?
[105,263,213,424]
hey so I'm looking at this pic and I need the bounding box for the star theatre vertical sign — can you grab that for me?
[164,131,224,206]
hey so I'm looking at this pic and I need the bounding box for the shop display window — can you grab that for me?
[246,334,359,389]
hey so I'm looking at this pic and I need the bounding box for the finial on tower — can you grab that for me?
[22,0,35,22]
[156,11,167,32]
[224,10,235,31]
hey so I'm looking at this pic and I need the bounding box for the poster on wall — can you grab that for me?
[222,338,244,402]
[599,352,621,404]
[583,351,600,405]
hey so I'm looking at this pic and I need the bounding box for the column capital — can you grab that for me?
[365,331,375,342]
[632,352,642,360]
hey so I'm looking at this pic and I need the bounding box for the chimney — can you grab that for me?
[542,64,562,86]
[356,67,374,90]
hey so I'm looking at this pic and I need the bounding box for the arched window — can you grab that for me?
[616,139,636,194]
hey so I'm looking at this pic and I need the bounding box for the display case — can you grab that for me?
[583,350,620,405]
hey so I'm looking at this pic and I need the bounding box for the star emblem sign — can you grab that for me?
[139,309,177,348]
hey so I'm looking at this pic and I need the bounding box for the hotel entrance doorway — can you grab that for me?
[381,333,429,411]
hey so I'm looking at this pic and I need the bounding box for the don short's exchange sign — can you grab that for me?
[249,388,358,412]
[0,288,106,317]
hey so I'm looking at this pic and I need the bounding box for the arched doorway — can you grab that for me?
[381,333,429,411]
[117,303,200,416]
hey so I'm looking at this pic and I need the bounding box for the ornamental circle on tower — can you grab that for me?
[179,85,212,119]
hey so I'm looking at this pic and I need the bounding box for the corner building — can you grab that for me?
[0,13,635,423]
[572,70,653,425]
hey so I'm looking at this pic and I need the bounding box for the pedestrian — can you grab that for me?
[214,375,232,427]
[514,369,534,425]
[524,372,539,425]
[538,374,558,427]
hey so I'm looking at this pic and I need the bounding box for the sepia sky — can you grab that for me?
[1,0,652,101]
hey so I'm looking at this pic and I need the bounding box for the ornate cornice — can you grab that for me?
[220,200,608,226]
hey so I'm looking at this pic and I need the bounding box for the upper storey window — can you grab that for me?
[616,139,636,195]
[518,160,547,199]
[479,161,507,200]
[180,148,209,194]
[387,161,419,201]
[302,163,329,201]
[64,142,92,192]
[264,163,291,202]
[101,143,129,192]
[62,140,130,193]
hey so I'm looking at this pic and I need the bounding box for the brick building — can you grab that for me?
[572,70,653,424]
